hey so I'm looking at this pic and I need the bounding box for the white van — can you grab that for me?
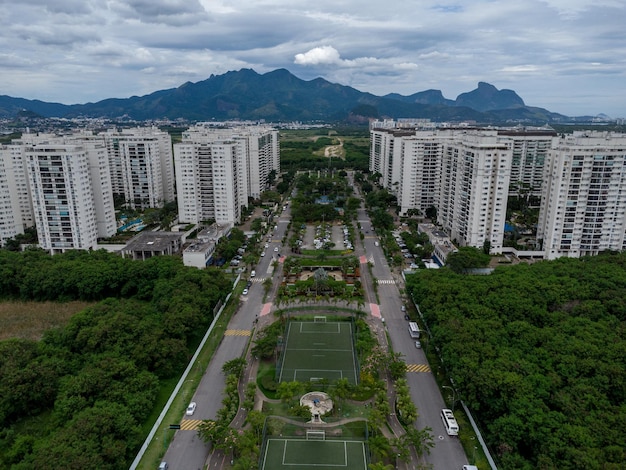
[462,466,478,470]
[441,408,459,436]
[251,270,256,277]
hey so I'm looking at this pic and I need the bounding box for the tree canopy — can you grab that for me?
[406,252,626,469]
[0,249,231,469]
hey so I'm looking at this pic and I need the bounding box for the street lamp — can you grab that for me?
[442,385,457,410]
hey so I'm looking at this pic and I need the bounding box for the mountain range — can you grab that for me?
[0,68,588,124]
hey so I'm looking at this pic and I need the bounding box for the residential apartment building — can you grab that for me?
[537,131,626,259]
[498,128,556,197]
[174,123,279,226]
[371,123,626,260]
[24,138,116,253]
[438,130,512,253]
[370,123,551,255]
[101,127,175,209]
[0,144,33,246]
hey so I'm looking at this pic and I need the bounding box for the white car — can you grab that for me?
[261,251,265,257]
[264,243,269,248]
[242,288,248,295]
[415,340,422,349]
[374,241,379,246]
[186,402,197,416]
[274,246,279,252]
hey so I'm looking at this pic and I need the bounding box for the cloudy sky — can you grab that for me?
[1,0,625,117]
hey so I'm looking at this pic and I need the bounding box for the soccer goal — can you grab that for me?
[313,316,327,323]
[306,430,326,441]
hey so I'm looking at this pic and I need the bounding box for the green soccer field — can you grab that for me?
[278,321,358,384]
[260,438,368,470]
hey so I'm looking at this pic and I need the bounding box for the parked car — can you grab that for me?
[401,305,406,311]
[246,281,252,288]
[404,314,410,321]
[251,270,256,277]
[186,402,197,416]
[264,243,269,248]
[158,462,168,470]
[261,251,265,257]
[242,288,248,295]
[415,340,422,349]
[274,246,279,252]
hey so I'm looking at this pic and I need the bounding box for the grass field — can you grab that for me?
[261,438,368,470]
[0,300,93,341]
[278,320,358,384]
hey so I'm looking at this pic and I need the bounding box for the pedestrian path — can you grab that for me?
[406,363,431,373]
[250,277,266,283]
[224,329,251,337]
[377,279,395,284]
[370,303,381,318]
[259,302,272,317]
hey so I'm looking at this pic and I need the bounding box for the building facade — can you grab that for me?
[370,123,557,256]
[25,139,116,253]
[537,131,626,259]
[101,127,175,209]
[0,144,34,246]
[438,131,512,253]
[174,123,279,226]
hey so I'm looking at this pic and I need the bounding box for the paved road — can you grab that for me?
[160,183,471,469]
[352,179,470,469]
[159,209,291,469]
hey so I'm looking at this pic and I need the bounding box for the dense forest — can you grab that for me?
[405,253,626,469]
[0,249,231,469]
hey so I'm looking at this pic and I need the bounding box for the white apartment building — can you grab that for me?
[175,138,245,225]
[101,127,175,209]
[498,128,556,198]
[174,124,279,226]
[0,144,34,246]
[537,131,626,260]
[25,139,116,253]
[438,131,512,253]
[371,124,626,260]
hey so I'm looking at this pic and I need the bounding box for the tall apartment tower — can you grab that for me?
[438,131,512,253]
[25,139,116,253]
[174,123,279,225]
[498,128,556,197]
[101,127,175,209]
[370,128,411,192]
[175,136,246,225]
[537,131,626,260]
[0,144,34,246]
[396,130,457,215]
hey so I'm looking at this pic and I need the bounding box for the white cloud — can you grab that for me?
[294,46,342,65]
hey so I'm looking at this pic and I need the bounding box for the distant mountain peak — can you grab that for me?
[0,68,568,123]
[456,82,525,111]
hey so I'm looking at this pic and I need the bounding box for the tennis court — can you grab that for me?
[261,438,368,470]
[278,320,358,384]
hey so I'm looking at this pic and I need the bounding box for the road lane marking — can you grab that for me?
[180,419,203,430]
[406,364,431,373]
[224,329,251,336]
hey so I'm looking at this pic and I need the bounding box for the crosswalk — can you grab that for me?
[377,279,395,285]
[406,363,431,373]
[224,329,252,337]
[250,277,266,283]
[180,419,202,431]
